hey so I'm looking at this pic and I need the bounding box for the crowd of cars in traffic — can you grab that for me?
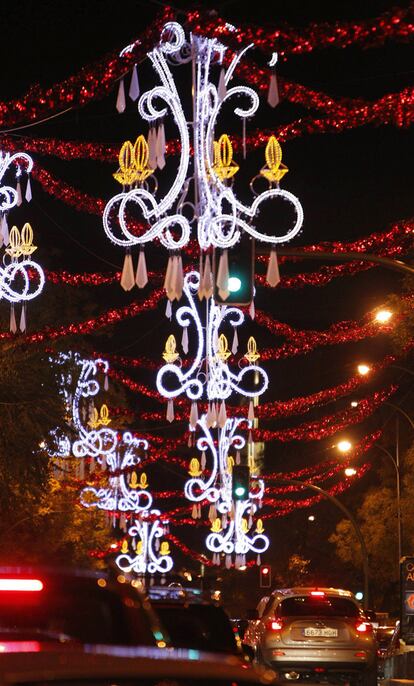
[0,566,404,686]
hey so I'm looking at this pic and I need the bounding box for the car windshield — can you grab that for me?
[155,605,238,653]
[279,596,360,618]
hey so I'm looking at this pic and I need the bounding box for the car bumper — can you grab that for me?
[262,647,376,670]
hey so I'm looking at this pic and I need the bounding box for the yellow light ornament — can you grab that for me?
[98,404,111,426]
[130,471,138,489]
[121,540,129,554]
[188,458,202,477]
[241,518,249,534]
[255,518,265,534]
[211,518,222,533]
[6,223,37,260]
[160,541,170,556]
[212,134,239,181]
[226,455,234,474]
[139,472,148,489]
[216,334,231,361]
[87,407,100,429]
[162,334,179,363]
[113,141,137,186]
[244,337,260,363]
[133,135,154,183]
[260,136,289,184]
[136,540,143,555]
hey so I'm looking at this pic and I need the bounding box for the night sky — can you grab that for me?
[1,0,413,595]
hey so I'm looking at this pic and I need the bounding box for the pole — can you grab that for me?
[276,478,370,610]
[274,248,414,276]
[396,418,402,565]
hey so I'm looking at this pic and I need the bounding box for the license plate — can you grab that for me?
[303,627,338,637]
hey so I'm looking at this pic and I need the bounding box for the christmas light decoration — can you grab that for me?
[115,510,173,575]
[184,413,269,567]
[103,20,304,285]
[0,150,44,330]
[185,5,414,59]
[156,271,268,413]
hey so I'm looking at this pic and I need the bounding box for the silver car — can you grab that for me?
[243,587,377,685]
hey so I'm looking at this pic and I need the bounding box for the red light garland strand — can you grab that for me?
[0,9,173,130]
[185,5,414,60]
[0,289,164,343]
[254,386,397,443]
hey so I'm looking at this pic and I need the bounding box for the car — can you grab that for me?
[147,585,243,656]
[0,646,277,686]
[0,567,168,649]
[243,587,377,685]
[375,624,395,678]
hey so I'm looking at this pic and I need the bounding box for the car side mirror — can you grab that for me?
[242,644,255,662]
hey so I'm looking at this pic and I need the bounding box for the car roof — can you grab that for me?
[270,587,357,600]
[147,585,219,605]
[0,648,270,684]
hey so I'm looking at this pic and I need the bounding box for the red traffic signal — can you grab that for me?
[260,564,271,588]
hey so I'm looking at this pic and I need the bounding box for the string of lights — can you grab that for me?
[253,386,396,443]
[185,5,414,59]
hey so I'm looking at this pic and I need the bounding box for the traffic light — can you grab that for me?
[232,465,250,501]
[260,564,272,588]
[213,236,255,306]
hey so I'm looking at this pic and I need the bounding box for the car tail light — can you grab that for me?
[0,642,41,653]
[356,621,372,634]
[266,619,284,632]
[310,591,325,597]
[0,579,43,592]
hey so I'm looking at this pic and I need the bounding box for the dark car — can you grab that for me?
[0,567,168,649]
[147,585,242,655]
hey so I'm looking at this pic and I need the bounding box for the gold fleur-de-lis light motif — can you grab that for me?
[260,136,289,184]
[98,404,111,426]
[212,134,239,181]
[162,334,179,363]
[160,541,171,556]
[188,458,202,477]
[139,472,148,490]
[113,136,154,186]
[241,518,249,534]
[88,404,111,429]
[211,518,222,533]
[226,455,234,474]
[136,540,143,555]
[88,407,100,429]
[121,539,129,554]
[6,223,37,260]
[130,471,138,489]
[133,135,155,183]
[216,334,232,362]
[244,336,260,363]
[255,518,265,534]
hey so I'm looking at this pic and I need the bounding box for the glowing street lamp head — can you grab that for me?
[337,440,353,454]
[374,309,393,324]
[357,364,371,376]
[344,467,357,477]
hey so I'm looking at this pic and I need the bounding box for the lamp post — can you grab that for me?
[374,442,402,567]
[276,477,370,610]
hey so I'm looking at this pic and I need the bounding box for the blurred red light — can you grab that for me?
[0,579,43,592]
[356,622,371,633]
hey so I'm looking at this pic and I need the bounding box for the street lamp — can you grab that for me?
[374,309,393,324]
[276,477,370,609]
[336,439,402,570]
[357,364,371,376]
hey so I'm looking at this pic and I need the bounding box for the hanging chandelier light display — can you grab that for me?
[0,150,44,331]
[103,21,304,294]
[156,270,269,566]
[51,354,174,578]
[186,413,269,568]
[156,270,269,423]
